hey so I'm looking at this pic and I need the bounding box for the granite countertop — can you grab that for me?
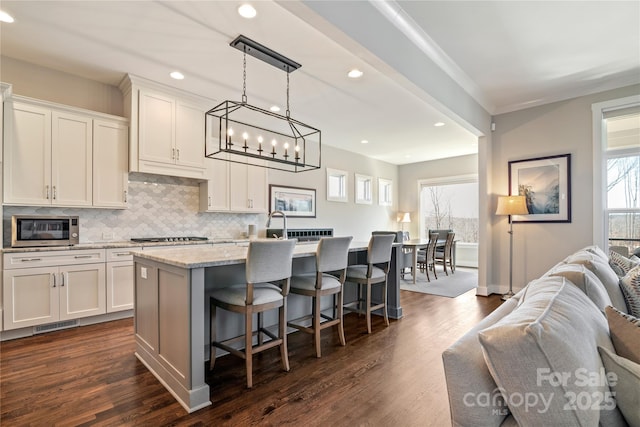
[1,239,248,253]
[131,240,371,269]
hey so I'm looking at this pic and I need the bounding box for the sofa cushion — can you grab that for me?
[619,265,640,317]
[564,251,629,313]
[598,346,640,427]
[547,263,612,313]
[609,250,640,278]
[606,306,640,364]
[478,277,625,427]
[583,245,610,262]
[442,297,521,427]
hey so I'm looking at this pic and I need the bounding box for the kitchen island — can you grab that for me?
[131,240,402,412]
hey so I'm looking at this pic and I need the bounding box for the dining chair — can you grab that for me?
[435,231,455,275]
[209,238,296,388]
[417,232,439,281]
[343,233,395,334]
[287,236,353,358]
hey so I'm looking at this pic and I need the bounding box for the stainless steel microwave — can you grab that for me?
[11,215,79,248]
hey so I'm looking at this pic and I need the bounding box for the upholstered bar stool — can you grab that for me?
[343,233,395,334]
[209,239,296,388]
[287,236,353,358]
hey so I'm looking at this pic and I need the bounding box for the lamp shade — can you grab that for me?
[401,212,411,223]
[496,195,529,216]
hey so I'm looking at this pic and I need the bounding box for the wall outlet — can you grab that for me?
[102,231,114,240]
[141,267,148,279]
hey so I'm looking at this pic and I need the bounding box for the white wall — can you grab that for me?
[0,56,123,116]
[490,84,640,294]
[269,144,399,241]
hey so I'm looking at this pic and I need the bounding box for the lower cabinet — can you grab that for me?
[3,262,106,330]
[3,249,107,330]
[106,247,140,312]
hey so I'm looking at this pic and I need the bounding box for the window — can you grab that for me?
[418,176,478,243]
[378,178,392,206]
[355,174,373,204]
[326,168,348,202]
[604,108,640,254]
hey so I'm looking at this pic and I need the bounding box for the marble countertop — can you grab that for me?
[1,238,247,253]
[132,240,371,269]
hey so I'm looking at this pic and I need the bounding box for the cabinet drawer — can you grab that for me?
[106,247,142,262]
[3,249,106,269]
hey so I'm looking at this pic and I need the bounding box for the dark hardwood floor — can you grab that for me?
[1,289,502,426]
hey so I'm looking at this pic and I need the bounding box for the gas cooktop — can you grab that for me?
[130,236,208,243]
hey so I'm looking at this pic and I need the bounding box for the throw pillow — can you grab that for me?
[605,306,640,364]
[609,250,640,277]
[547,263,612,313]
[619,265,640,317]
[478,277,625,427]
[598,346,640,427]
[564,251,629,313]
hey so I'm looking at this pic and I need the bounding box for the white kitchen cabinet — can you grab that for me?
[3,96,128,208]
[2,249,106,330]
[93,119,129,208]
[229,159,268,213]
[134,84,206,179]
[105,247,140,313]
[199,157,230,212]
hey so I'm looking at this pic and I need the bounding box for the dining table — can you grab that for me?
[402,238,456,283]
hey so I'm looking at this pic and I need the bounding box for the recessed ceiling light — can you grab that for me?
[361,140,369,144]
[238,4,257,19]
[270,105,280,112]
[347,69,363,79]
[434,122,445,127]
[0,10,15,23]
[170,71,185,80]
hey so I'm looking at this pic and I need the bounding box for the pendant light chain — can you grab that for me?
[286,71,290,118]
[242,48,247,104]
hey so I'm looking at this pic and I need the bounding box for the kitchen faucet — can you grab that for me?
[266,210,288,239]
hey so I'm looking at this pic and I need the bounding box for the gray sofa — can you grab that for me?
[443,245,635,426]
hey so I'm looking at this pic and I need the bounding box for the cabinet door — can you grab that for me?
[246,161,268,212]
[175,101,205,169]
[3,102,52,205]
[3,267,58,330]
[106,261,134,312]
[93,119,129,208]
[51,111,93,206]
[139,90,175,164]
[200,157,229,211]
[59,263,106,320]
[229,161,249,211]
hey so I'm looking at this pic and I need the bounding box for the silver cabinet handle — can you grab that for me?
[45,185,50,199]
[124,190,128,203]
[176,149,180,160]
[60,272,65,287]
[172,148,176,160]
[53,186,57,200]
[208,196,211,207]
[74,255,92,259]
[115,252,131,256]
[21,258,42,262]
[52,273,57,288]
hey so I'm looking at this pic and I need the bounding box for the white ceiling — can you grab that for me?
[1,1,638,165]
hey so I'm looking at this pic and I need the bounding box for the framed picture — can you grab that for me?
[509,153,571,223]
[269,185,316,217]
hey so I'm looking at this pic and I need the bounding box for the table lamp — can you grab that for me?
[400,212,411,232]
[495,195,529,300]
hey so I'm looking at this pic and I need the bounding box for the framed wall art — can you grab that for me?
[269,185,316,217]
[508,153,571,223]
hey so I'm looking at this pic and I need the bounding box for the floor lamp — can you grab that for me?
[496,196,529,300]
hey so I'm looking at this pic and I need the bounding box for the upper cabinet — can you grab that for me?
[121,75,208,180]
[3,96,128,208]
[93,120,129,208]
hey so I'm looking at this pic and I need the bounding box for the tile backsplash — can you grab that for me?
[3,172,262,246]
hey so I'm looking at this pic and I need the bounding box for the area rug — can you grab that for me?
[400,267,478,298]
